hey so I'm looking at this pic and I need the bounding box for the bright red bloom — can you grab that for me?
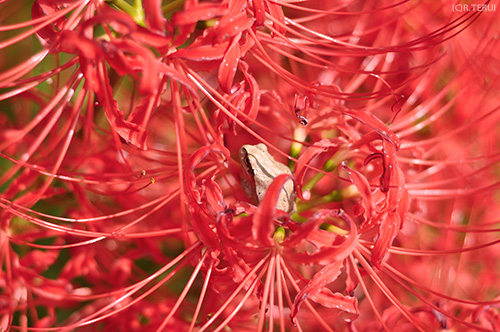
[0,0,499,331]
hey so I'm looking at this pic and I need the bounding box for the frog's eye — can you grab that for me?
[243,155,254,175]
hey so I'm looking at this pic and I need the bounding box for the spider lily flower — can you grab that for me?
[0,0,499,331]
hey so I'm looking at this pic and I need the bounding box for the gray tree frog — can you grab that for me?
[239,143,296,214]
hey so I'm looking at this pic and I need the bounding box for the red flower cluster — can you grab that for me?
[0,0,499,330]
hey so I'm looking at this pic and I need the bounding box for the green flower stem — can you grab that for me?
[324,224,350,236]
[106,0,145,26]
[295,184,359,216]
[289,126,307,168]
[163,0,185,14]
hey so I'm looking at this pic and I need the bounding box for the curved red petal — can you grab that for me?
[218,34,241,93]
[343,163,374,220]
[129,26,171,51]
[143,0,166,34]
[268,2,286,36]
[106,39,159,95]
[209,12,255,44]
[252,173,294,246]
[190,207,221,253]
[185,145,230,204]
[252,0,266,26]
[291,261,358,323]
[239,60,261,121]
[283,209,358,265]
[170,41,229,61]
[341,108,401,149]
[294,139,342,199]
[371,211,401,269]
[172,3,229,26]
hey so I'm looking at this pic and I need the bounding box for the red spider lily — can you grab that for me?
[1,0,500,331]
